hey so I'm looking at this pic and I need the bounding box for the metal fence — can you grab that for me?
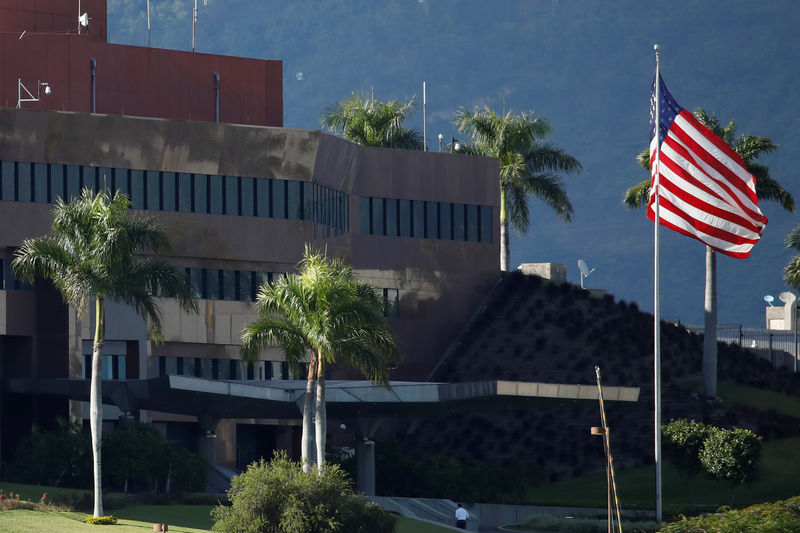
[670,321,799,373]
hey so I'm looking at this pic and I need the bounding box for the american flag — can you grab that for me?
[647,75,767,258]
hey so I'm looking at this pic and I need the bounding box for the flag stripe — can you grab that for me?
[647,76,766,258]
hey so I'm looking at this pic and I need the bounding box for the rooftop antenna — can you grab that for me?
[192,0,208,52]
[77,1,89,34]
[578,259,596,289]
[763,295,775,307]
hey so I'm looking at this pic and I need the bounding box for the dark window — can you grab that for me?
[426,201,438,239]
[453,203,466,241]
[178,173,192,212]
[240,271,254,301]
[386,198,398,236]
[439,202,453,240]
[303,182,313,220]
[50,164,65,202]
[1,161,14,201]
[34,163,48,203]
[209,175,223,214]
[359,197,371,234]
[162,172,176,211]
[225,176,239,215]
[272,179,286,218]
[113,168,129,199]
[17,162,32,202]
[66,165,81,201]
[222,269,237,301]
[145,171,160,210]
[256,178,269,217]
[412,200,425,238]
[207,269,221,300]
[193,174,208,213]
[98,168,112,192]
[371,197,385,236]
[480,205,493,243]
[82,166,97,193]
[241,177,255,216]
[287,181,301,219]
[467,204,479,242]
[399,199,411,237]
[189,267,204,298]
[130,169,145,209]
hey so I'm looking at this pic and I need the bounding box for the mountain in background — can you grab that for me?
[108,0,800,327]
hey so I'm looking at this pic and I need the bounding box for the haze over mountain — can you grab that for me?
[108,0,800,327]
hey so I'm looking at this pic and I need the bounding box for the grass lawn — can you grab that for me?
[525,435,800,515]
[0,502,451,533]
[0,509,210,533]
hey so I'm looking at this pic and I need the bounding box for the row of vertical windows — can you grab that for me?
[184,268,284,302]
[359,197,492,243]
[0,161,349,232]
[2,259,401,317]
[151,356,297,381]
[81,354,127,380]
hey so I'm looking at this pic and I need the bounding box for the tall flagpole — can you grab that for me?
[653,43,663,524]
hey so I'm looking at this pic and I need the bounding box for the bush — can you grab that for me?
[10,419,92,488]
[660,495,800,532]
[699,427,762,487]
[85,515,118,525]
[211,451,396,533]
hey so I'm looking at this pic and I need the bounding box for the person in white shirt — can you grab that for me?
[455,503,469,529]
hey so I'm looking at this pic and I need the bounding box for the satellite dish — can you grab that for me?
[764,295,775,307]
[78,13,89,27]
[577,259,596,289]
[779,291,796,304]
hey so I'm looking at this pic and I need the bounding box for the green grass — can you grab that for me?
[0,509,210,533]
[526,435,800,515]
[717,381,800,419]
[0,498,450,533]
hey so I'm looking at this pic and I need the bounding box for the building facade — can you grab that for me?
[0,0,499,473]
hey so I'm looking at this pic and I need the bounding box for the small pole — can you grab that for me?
[422,81,427,151]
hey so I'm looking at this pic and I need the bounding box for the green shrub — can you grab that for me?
[211,451,396,533]
[659,495,800,532]
[10,420,92,488]
[699,427,762,487]
[85,515,118,525]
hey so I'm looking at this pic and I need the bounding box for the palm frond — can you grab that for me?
[623,179,652,209]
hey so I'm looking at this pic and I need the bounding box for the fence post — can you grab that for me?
[739,325,743,347]
[769,333,774,367]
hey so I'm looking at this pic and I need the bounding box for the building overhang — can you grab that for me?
[4,376,639,421]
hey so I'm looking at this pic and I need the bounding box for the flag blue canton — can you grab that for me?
[650,74,682,144]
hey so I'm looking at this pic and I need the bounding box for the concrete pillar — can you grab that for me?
[355,417,382,496]
[356,439,375,496]
[198,416,220,464]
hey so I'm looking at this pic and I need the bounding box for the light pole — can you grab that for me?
[438,133,443,152]
[451,137,461,153]
[17,79,52,108]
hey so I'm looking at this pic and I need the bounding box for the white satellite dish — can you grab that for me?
[779,291,796,304]
[577,259,596,289]
[764,294,775,307]
[78,13,89,28]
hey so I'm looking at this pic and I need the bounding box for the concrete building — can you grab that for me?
[0,0,501,474]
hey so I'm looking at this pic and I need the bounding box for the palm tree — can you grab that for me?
[12,189,197,517]
[241,245,399,472]
[624,109,794,398]
[453,106,582,271]
[321,92,424,150]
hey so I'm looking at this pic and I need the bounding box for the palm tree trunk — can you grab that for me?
[702,246,718,398]
[314,354,327,473]
[301,354,317,473]
[90,298,104,517]
[500,186,509,272]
